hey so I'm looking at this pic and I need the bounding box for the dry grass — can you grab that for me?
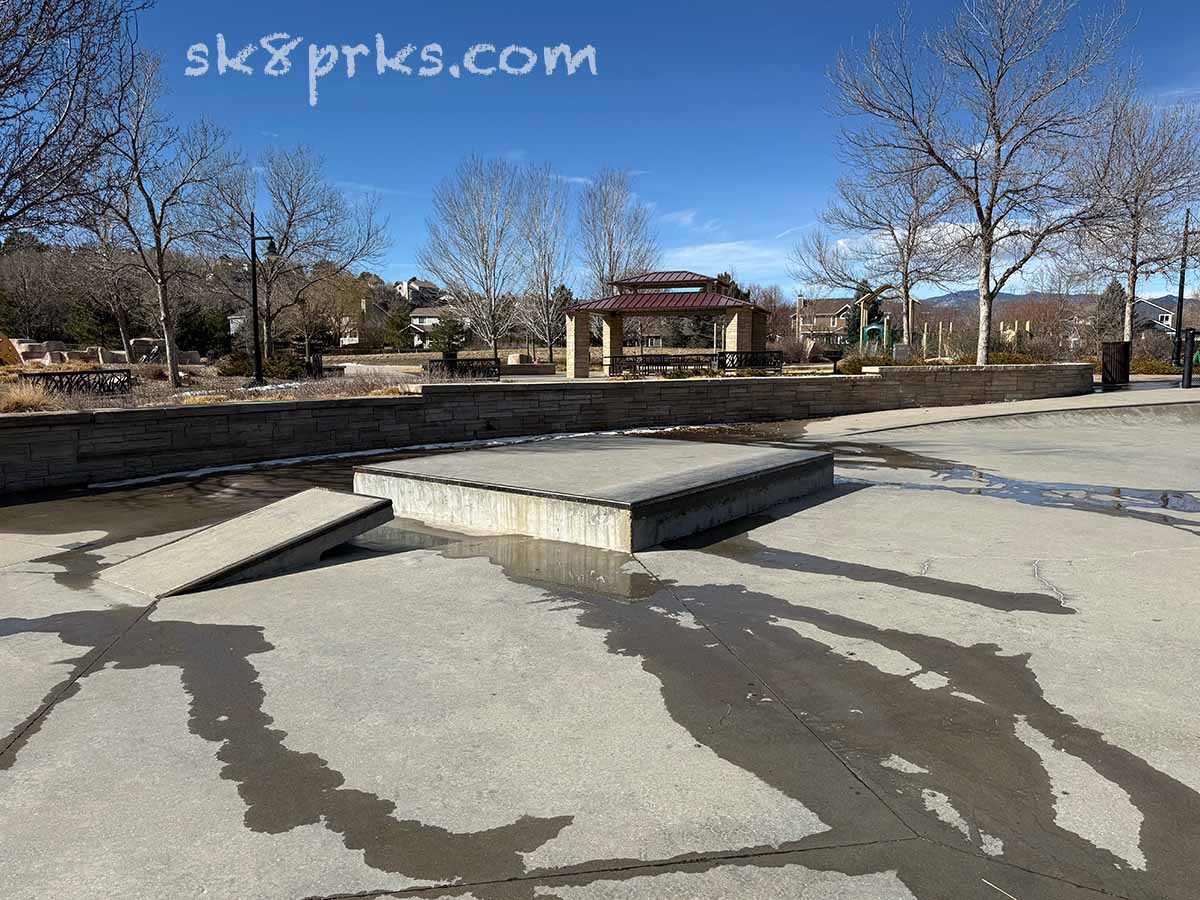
[179,393,231,405]
[0,382,65,413]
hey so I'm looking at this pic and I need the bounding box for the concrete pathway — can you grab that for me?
[1,397,1197,899]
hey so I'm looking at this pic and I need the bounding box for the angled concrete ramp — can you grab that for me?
[101,488,392,598]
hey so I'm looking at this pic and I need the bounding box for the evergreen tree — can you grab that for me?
[1095,279,1126,343]
[430,315,469,355]
[713,272,750,300]
[382,304,412,349]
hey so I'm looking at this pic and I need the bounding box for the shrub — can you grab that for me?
[837,354,893,375]
[1130,358,1181,375]
[216,351,306,379]
[777,335,814,364]
[0,382,65,414]
[978,351,1049,365]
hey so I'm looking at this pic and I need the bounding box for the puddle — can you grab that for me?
[347,518,662,601]
[656,426,1200,536]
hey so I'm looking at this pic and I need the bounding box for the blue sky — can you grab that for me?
[142,1,1200,297]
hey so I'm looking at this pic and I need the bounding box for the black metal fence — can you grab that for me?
[18,368,133,395]
[606,351,783,377]
[423,357,500,380]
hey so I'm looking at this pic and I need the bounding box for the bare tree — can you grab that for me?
[0,242,66,339]
[1086,89,1200,340]
[0,0,145,231]
[69,219,151,359]
[790,162,964,344]
[832,0,1126,363]
[747,284,792,340]
[418,155,523,361]
[578,168,658,299]
[202,145,389,355]
[517,163,572,360]
[94,53,233,385]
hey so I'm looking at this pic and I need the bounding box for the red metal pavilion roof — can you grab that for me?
[566,291,763,314]
[609,270,713,289]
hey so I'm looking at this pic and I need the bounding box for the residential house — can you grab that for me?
[409,307,445,350]
[1133,296,1178,334]
[396,277,443,306]
[791,298,853,344]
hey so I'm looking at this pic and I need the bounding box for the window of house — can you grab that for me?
[1159,313,1172,324]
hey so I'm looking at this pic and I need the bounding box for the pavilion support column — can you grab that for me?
[751,310,769,351]
[724,309,753,354]
[602,313,624,376]
[565,312,590,379]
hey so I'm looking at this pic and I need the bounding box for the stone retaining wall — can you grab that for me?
[0,364,1094,495]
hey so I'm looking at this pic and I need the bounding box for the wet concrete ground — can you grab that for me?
[2,395,1199,899]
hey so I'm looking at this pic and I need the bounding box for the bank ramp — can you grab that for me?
[102,488,392,598]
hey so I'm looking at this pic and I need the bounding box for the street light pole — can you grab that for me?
[247,210,278,386]
[249,210,264,385]
[1174,208,1192,367]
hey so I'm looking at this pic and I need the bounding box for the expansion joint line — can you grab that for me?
[0,597,161,763]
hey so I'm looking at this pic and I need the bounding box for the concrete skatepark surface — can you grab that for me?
[1,386,1198,900]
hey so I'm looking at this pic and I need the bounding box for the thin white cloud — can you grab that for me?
[260,130,280,139]
[662,240,792,283]
[661,208,698,227]
[661,208,721,234]
[774,222,816,240]
[335,180,415,197]
[553,174,593,186]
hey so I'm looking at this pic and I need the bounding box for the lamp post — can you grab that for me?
[1173,208,1196,367]
[248,209,279,385]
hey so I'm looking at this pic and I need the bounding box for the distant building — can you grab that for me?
[791,298,853,344]
[396,277,443,307]
[409,307,445,350]
[1132,297,1177,334]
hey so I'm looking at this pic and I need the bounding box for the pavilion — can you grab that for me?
[563,271,771,378]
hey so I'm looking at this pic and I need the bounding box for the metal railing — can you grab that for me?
[18,368,133,395]
[606,351,783,377]
[423,357,500,380]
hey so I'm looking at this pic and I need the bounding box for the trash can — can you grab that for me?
[1101,341,1131,387]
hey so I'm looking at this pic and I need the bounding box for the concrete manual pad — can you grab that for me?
[100,488,392,598]
[354,436,833,552]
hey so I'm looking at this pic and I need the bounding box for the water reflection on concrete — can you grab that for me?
[351,518,662,601]
[659,422,1200,536]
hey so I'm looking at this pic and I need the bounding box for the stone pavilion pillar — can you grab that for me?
[724,309,753,354]
[601,313,624,375]
[565,312,590,379]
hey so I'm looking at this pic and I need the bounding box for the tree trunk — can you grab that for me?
[976,241,993,365]
[156,280,182,387]
[1124,253,1138,343]
[114,306,133,361]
